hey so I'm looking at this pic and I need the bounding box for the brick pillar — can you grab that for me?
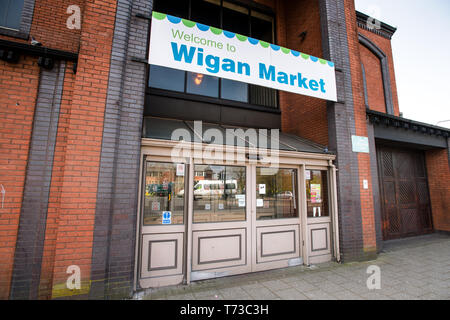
[343,0,377,254]
[0,58,40,299]
[38,61,77,300]
[9,61,66,300]
[319,0,378,261]
[48,0,117,298]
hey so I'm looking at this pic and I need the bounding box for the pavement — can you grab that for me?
[137,233,450,300]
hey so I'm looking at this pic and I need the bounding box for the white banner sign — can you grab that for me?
[149,12,337,102]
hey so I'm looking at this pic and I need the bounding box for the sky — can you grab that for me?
[355,0,450,129]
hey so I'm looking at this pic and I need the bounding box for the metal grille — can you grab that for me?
[382,151,393,177]
[249,85,277,108]
[401,209,418,234]
[388,209,400,234]
[399,181,414,204]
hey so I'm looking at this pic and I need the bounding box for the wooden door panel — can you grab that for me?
[377,146,433,240]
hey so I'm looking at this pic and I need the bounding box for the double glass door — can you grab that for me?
[139,160,303,288]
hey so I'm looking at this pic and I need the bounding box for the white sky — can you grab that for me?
[355,0,450,129]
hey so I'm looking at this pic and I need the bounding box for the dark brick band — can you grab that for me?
[10,61,66,299]
[319,0,365,262]
[90,0,152,299]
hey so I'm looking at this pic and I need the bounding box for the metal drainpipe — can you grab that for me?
[329,160,341,263]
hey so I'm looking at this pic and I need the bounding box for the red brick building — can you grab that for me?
[0,0,448,299]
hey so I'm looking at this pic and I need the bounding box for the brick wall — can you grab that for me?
[38,61,76,299]
[0,58,40,299]
[46,0,117,298]
[425,147,450,232]
[1,0,118,299]
[344,0,377,253]
[30,0,84,52]
[89,0,151,299]
[359,43,386,113]
[277,0,329,147]
[0,0,84,53]
[318,0,365,262]
[358,27,400,116]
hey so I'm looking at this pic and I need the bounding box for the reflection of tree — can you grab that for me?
[235,168,246,193]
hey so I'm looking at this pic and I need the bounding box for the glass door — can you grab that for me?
[190,164,252,281]
[139,161,187,288]
[252,166,303,272]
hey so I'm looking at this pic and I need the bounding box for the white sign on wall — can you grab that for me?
[149,12,337,102]
[352,135,370,153]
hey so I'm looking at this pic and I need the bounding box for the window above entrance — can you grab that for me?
[0,0,25,30]
[148,0,278,108]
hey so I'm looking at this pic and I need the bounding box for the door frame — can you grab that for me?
[250,163,304,273]
[376,144,434,240]
[134,138,337,290]
[189,159,253,281]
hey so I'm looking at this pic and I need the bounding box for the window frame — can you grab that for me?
[147,0,279,110]
[142,161,187,226]
[0,0,35,39]
[305,169,331,219]
[255,167,299,221]
[192,164,248,224]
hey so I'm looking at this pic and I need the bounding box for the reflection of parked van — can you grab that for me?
[194,180,238,199]
[178,180,238,199]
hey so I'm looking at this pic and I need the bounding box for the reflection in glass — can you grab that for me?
[186,72,219,98]
[306,170,329,218]
[222,1,250,35]
[153,0,189,19]
[193,165,246,223]
[221,79,248,102]
[250,10,274,43]
[256,168,298,220]
[143,162,185,225]
[0,0,25,29]
[148,65,185,92]
[191,0,221,28]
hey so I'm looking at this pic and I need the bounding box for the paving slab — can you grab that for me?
[138,233,450,300]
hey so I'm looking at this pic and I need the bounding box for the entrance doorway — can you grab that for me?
[136,140,337,289]
[190,164,302,281]
[377,146,433,240]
